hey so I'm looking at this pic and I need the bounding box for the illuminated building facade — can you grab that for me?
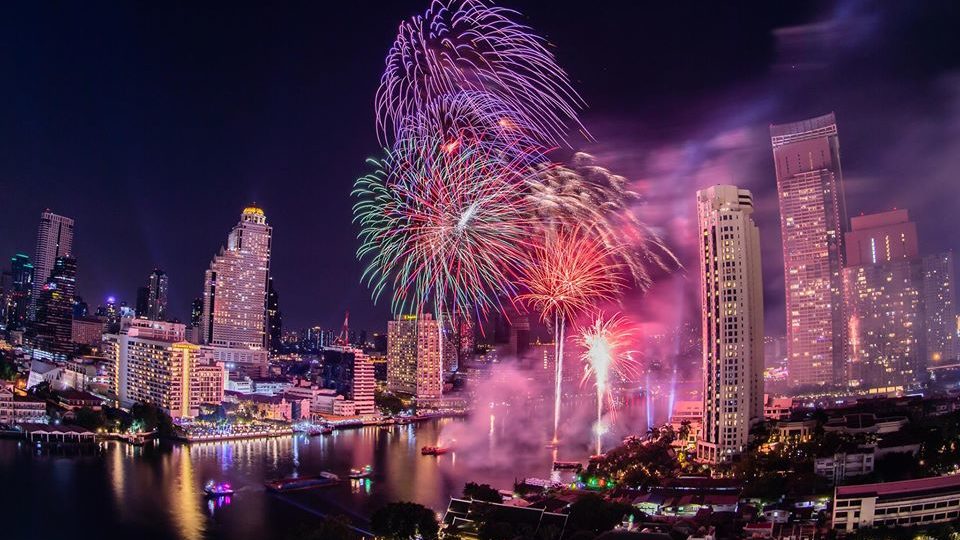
[695,185,764,464]
[771,113,847,387]
[29,211,74,321]
[266,277,282,353]
[200,206,272,349]
[387,315,419,395]
[102,318,224,418]
[843,210,957,389]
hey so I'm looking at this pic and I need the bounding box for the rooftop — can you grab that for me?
[836,474,960,499]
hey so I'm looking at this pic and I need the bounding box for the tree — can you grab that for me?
[371,502,439,540]
[375,390,406,415]
[73,407,107,431]
[463,482,503,503]
[566,494,633,536]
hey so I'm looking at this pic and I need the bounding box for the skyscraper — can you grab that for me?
[190,298,203,328]
[200,206,272,349]
[386,313,445,400]
[695,186,764,465]
[319,346,375,416]
[29,211,74,320]
[31,256,77,356]
[147,269,169,321]
[771,113,848,388]
[4,254,34,329]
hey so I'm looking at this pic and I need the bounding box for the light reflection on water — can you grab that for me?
[0,395,680,540]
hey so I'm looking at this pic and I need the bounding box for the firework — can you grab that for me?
[517,226,625,444]
[377,0,585,147]
[528,152,679,290]
[578,312,635,455]
[353,135,537,322]
[396,90,547,167]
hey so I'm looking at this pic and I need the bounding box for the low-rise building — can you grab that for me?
[815,444,875,483]
[763,395,793,421]
[224,391,292,421]
[770,419,818,443]
[832,474,960,532]
[71,316,106,346]
[0,385,46,424]
[823,413,908,435]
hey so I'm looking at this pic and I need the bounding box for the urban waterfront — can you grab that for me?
[0,417,584,540]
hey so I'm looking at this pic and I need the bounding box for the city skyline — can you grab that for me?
[3,2,960,332]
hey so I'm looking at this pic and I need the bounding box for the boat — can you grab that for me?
[265,472,340,492]
[204,481,235,497]
[552,461,582,471]
[308,426,333,436]
[348,465,373,479]
[421,445,451,456]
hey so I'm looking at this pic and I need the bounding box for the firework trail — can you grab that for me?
[353,134,538,324]
[578,312,635,455]
[517,226,625,444]
[528,152,679,290]
[377,0,586,147]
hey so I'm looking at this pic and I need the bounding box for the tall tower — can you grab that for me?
[200,206,272,349]
[147,269,169,321]
[771,113,847,388]
[29,211,74,320]
[695,186,764,465]
[387,315,419,395]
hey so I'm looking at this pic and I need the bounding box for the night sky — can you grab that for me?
[2,1,959,334]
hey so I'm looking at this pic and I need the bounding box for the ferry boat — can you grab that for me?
[307,426,333,436]
[348,465,373,479]
[204,481,235,497]
[552,461,582,471]
[421,445,451,456]
[265,472,340,492]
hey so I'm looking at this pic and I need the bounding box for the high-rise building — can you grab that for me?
[695,186,764,465]
[147,269,169,321]
[4,254,34,329]
[102,318,224,418]
[771,113,848,388]
[29,211,74,320]
[266,277,282,353]
[31,256,77,357]
[319,346,375,416]
[200,206,272,349]
[922,252,957,365]
[387,315,419,395]
[387,314,445,400]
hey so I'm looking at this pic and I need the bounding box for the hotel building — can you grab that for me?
[200,206,272,349]
[695,185,764,464]
[771,113,847,387]
[387,313,444,400]
[102,318,225,418]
